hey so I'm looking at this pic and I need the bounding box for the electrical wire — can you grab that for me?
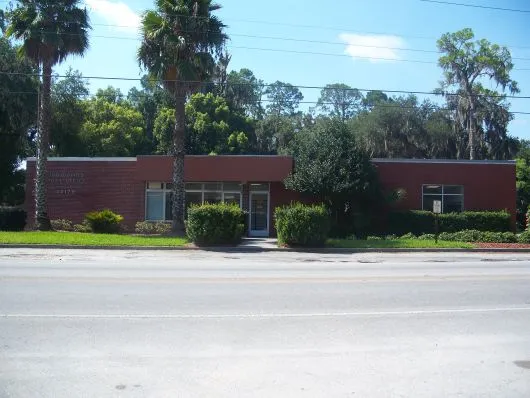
[419,0,530,13]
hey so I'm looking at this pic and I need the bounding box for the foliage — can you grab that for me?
[264,81,304,115]
[135,221,172,235]
[438,230,516,243]
[50,219,73,231]
[73,221,91,233]
[186,203,244,245]
[6,0,91,231]
[138,0,227,233]
[0,207,26,231]
[225,68,264,118]
[84,209,124,234]
[284,118,381,237]
[50,68,89,156]
[79,94,146,156]
[517,231,530,244]
[0,231,188,246]
[516,144,530,230]
[386,210,512,235]
[275,203,330,247]
[437,28,519,159]
[316,83,362,120]
[0,37,37,205]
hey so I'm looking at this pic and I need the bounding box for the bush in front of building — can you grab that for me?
[517,231,530,243]
[275,203,330,247]
[438,230,516,243]
[73,221,91,233]
[387,210,511,235]
[84,209,124,234]
[186,203,245,245]
[51,219,74,231]
[0,207,26,231]
[135,221,171,235]
[526,206,530,231]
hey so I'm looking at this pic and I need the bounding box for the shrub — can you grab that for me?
[518,231,530,244]
[417,233,436,240]
[438,229,516,243]
[387,210,511,235]
[275,203,329,247]
[186,203,245,245]
[527,206,530,231]
[84,209,123,234]
[399,232,416,240]
[367,235,383,241]
[0,207,26,231]
[135,221,171,235]
[51,219,73,231]
[73,221,91,233]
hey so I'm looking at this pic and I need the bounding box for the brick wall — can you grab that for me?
[25,160,144,229]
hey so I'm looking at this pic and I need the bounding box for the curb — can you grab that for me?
[2,244,530,253]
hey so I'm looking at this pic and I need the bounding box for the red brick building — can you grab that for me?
[25,156,516,235]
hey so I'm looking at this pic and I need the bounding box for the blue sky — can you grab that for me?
[52,0,530,139]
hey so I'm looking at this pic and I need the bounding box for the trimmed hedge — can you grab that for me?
[84,209,123,234]
[387,210,511,235]
[0,207,26,231]
[275,203,329,247]
[186,203,245,245]
[518,231,530,243]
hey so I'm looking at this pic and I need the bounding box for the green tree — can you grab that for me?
[437,28,519,159]
[264,81,303,116]
[225,68,264,118]
[284,118,381,237]
[0,36,37,205]
[316,83,362,120]
[6,0,90,230]
[79,96,146,156]
[516,141,530,230]
[153,93,254,155]
[138,0,227,233]
[50,68,88,156]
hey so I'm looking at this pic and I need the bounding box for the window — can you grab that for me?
[422,184,464,213]
[145,182,173,221]
[146,182,243,221]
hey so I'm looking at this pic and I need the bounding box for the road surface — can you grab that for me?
[1,249,530,397]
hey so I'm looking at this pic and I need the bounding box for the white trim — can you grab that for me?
[372,158,515,165]
[26,157,137,162]
[249,185,270,237]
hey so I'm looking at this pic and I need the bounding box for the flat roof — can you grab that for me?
[372,158,515,165]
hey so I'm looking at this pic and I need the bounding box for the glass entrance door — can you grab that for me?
[249,192,269,237]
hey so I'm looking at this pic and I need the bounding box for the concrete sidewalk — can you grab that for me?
[237,238,278,249]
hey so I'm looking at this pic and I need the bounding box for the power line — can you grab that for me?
[1,72,529,100]
[4,89,530,115]
[419,0,530,13]
[24,29,530,62]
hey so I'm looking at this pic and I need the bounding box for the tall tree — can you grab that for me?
[50,68,89,156]
[0,36,38,205]
[316,83,362,120]
[264,81,303,116]
[225,68,264,118]
[138,0,227,233]
[437,28,518,160]
[6,0,90,230]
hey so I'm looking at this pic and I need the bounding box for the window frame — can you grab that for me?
[422,184,464,213]
[145,182,173,222]
[146,182,243,221]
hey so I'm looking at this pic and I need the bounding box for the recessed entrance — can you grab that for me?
[249,185,270,237]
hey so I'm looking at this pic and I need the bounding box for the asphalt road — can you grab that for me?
[1,249,530,398]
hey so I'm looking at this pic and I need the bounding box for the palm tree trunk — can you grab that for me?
[34,60,52,231]
[171,92,186,234]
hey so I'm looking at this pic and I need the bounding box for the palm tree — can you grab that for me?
[138,0,227,233]
[6,0,90,230]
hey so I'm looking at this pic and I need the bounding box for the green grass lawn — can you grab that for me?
[327,239,473,249]
[0,231,188,247]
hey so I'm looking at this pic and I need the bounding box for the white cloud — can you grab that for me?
[339,33,406,63]
[85,0,141,34]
